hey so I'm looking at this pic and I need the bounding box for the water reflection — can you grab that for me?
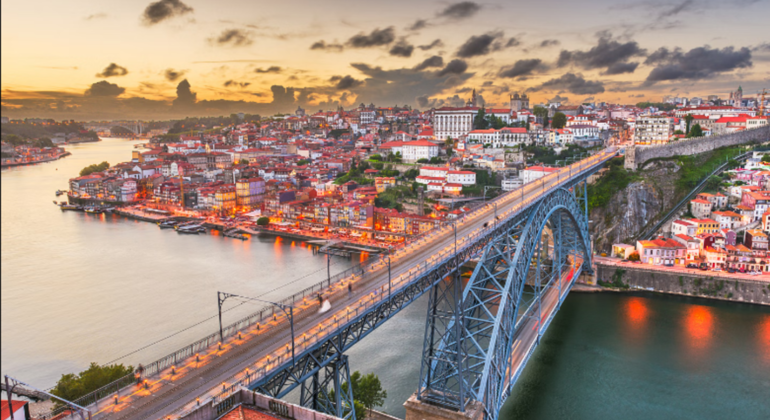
[758,314,770,366]
[622,296,650,348]
[681,305,715,365]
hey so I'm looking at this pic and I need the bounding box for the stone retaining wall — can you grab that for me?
[595,263,770,305]
[624,125,770,170]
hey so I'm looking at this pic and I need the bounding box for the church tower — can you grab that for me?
[735,85,743,107]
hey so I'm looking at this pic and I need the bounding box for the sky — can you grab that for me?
[1,0,769,120]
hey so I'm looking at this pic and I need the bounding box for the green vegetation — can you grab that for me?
[635,102,677,111]
[375,185,415,211]
[672,146,742,195]
[403,168,419,179]
[586,157,638,212]
[296,159,310,166]
[533,106,549,128]
[256,217,269,226]
[551,112,567,129]
[110,126,134,136]
[239,159,250,165]
[628,251,640,261]
[167,115,259,134]
[598,269,629,289]
[1,119,86,139]
[2,133,56,148]
[523,144,587,165]
[327,371,387,420]
[79,161,110,176]
[687,123,704,138]
[369,154,383,161]
[461,170,497,195]
[52,363,133,408]
[329,128,351,139]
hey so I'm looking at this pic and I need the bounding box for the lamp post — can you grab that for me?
[217,292,296,365]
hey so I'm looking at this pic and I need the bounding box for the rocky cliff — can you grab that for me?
[590,160,680,253]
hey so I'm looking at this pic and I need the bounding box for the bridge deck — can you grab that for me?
[83,150,616,420]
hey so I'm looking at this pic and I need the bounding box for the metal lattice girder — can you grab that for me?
[418,187,592,420]
[299,354,356,420]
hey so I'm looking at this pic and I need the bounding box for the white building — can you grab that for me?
[633,116,673,145]
[446,170,476,185]
[519,166,559,184]
[417,167,476,185]
[433,107,478,140]
[402,140,439,162]
[501,177,523,191]
[547,129,574,145]
[467,127,530,148]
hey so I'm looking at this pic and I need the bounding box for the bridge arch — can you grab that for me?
[418,187,591,420]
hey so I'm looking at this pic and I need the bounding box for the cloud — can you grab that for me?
[416,94,466,109]
[310,40,344,52]
[456,32,503,58]
[413,56,444,71]
[164,68,186,81]
[644,45,752,84]
[657,0,693,19]
[223,80,251,88]
[438,59,468,76]
[173,79,196,108]
[539,39,560,48]
[255,66,282,73]
[605,62,639,75]
[557,32,645,73]
[408,19,429,31]
[548,95,569,103]
[211,29,254,47]
[390,41,415,57]
[498,59,543,78]
[142,0,193,26]
[418,39,444,51]
[346,27,395,48]
[85,13,107,21]
[506,38,521,48]
[753,43,770,52]
[333,75,364,90]
[85,81,125,97]
[95,63,128,78]
[437,2,482,20]
[530,73,605,95]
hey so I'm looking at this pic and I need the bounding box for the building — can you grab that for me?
[433,107,478,139]
[671,220,697,237]
[519,166,559,184]
[636,238,687,265]
[510,92,530,111]
[501,177,523,191]
[690,198,712,218]
[467,127,530,148]
[401,140,439,162]
[236,178,266,209]
[633,116,673,145]
[744,229,769,251]
[375,177,396,193]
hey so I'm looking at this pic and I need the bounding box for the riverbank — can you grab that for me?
[1,151,71,167]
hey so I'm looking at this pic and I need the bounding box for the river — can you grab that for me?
[2,138,769,419]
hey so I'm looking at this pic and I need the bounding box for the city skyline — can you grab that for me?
[2,0,769,120]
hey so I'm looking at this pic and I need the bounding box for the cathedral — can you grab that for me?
[510,92,530,111]
[729,86,743,107]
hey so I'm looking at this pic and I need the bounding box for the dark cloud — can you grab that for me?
[417,39,443,51]
[539,39,560,48]
[173,79,197,108]
[557,32,645,73]
[310,40,344,52]
[333,75,364,90]
[142,0,193,25]
[753,43,770,52]
[499,59,543,78]
[413,56,444,71]
[85,13,107,21]
[346,27,395,48]
[644,46,752,84]
[408,19,429,31]
[437,2,482,20]
[270,85,296,108]
[456,32,503,58]
[416,94,466,109]
[164,68,185,82]
[223,80,251,88]
[657,0,693,19]
[390,41,414,57]
[255,66,282,73]
[211,29,253,47]
[85,81,125,97]
[604,62,639,75]
[549,95,569,103]
[530,73,605,95]
[96,63,128,78]
[506,38,521,48]
[437,59,468,77]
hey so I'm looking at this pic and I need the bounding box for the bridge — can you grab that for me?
[32,149,616,420]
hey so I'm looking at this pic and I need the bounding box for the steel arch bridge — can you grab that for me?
[244,180,593,420]
[417,186,591,420]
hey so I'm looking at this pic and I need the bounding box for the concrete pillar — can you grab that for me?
[404,394,484,420]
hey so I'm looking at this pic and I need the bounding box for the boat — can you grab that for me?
[60,204,80,211]
[84,207,104,214]
[158,220,179,229]
[177,225,206,234]
[55,190,66,196]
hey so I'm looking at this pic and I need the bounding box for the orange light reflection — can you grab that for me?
[682,305,715,364]
[758,314,770,366]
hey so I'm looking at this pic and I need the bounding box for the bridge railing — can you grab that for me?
[67,150,616,414]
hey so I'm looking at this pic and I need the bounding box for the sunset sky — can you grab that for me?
[1,0,769,120]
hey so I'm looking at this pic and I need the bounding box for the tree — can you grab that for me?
[52,363,133,408]
[369,154,383,161]
[705,175,721,191]
[444,137,454,147]
[627,251,640,262]
[684,114,694,135]
[761,154,770,163]
[239,159,250,165]
[551,112,567,129]
[417,158,429,163]
[297,159,310,166]
[474,108,490,129]
[673,129,684,135]
[79,161,110,176]
[687,123,703,138]
[256,217,270,226]
[533,106,550,128]
[349,371,387,412]
[404,168,419,179]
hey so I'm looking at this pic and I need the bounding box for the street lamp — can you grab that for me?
[217,292,296,365]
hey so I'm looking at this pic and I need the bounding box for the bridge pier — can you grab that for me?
[299,354,356,420]
[404,393,483,420]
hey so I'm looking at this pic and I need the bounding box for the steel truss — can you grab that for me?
[299,354,356,420]
[417,186,592,420]
[248,173,596,420]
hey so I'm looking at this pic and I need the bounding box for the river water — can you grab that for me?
[2,139,769,419]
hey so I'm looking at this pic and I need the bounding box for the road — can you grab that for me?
[89,150,616,420]
[594,256,770,283]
